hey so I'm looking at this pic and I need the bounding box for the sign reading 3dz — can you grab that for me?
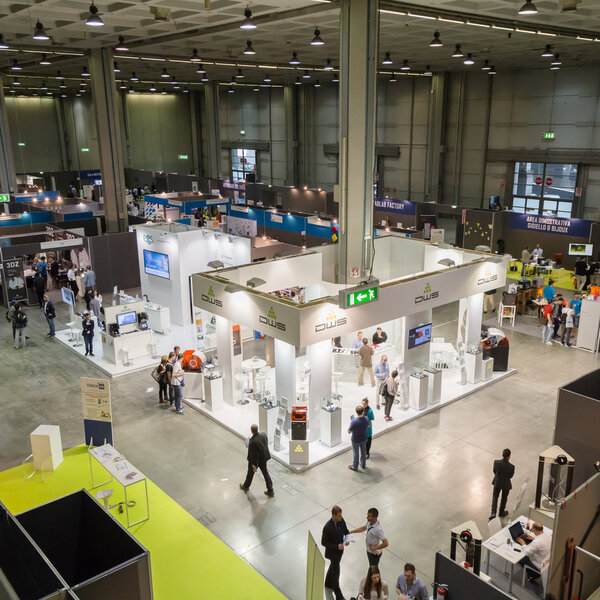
[339,282,379,310]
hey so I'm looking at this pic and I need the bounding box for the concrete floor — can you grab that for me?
[1,291,598,599]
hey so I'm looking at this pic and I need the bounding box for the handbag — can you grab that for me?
[180,376,185,387]
[151,365,162,382]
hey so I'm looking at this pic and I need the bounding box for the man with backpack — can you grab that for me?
[14,304,28,349]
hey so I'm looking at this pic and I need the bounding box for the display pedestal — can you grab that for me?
[320,408,342,447]
[289,440,309,465]
[30,425,63,471]
[101,330,153,365]
[423,367,442,405]
[482,358,494,381]
[204,375,224,411]
[465,351,483,384]
[259,403,279,444]
[145,303,170,334]
[185,371,204,400]
[409,374,428,411]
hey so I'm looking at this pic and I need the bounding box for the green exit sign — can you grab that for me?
[0,194,9,202]
[178,154,188,160]
[542,132,555,140]
[339,282,379,309]
[81,147,89,152]
[17,142,25,147]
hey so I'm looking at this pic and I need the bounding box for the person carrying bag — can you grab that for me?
[380,370,398,422]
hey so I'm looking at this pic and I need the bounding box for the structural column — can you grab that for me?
[204,81,221,179]
[425,73,446,204]
[283,85,297,187]
[337,0,379,283]
[0,87,17,195]
[89,48,128,233]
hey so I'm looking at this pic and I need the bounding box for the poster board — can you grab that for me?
[81,377,113,446]
[306,531,325,600]
[2,258,26,304]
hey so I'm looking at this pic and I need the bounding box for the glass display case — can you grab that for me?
[203,364,222,380]
[321,395,341,413]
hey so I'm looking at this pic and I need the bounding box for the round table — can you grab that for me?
[241,357,267,400]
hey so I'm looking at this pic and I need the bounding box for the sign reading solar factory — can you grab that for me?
[339,281,379,309]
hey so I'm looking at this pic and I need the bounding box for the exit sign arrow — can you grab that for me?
[339,280,380,309]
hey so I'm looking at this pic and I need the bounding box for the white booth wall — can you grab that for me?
[136,225,251,326]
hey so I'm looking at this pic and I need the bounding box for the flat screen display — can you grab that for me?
[568,243,593,256]
[61,286,74,306]
[143,249,170,279]
[117,311,137,327]
[408,323,432,350]
[489,195,500,209]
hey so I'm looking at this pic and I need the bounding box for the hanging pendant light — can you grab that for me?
[115,35,128,51]
[518,0,538,15]
[382,51,393,65]
[240,7,256,30]
[243,40,255,55]
[86,2,104,26]
[190,48,201,62]
[430,31,443,47]
[452,44,463,58]
[310,28,324,46]
[289,51,300,65]
[32,20,50,40]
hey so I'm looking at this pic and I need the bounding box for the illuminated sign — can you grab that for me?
[339,282,379,309]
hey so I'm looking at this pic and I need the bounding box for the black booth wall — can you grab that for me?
[244,183,333,215]
[88,232,140,294]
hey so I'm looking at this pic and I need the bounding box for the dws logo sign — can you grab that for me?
[259,306,286,332]
[200,285,223,308]
[477,270,498,286]
[315,311,347,333]
[143,234,153,245]
[415,282,439,304]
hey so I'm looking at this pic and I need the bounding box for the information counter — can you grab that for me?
[101,330,153,366]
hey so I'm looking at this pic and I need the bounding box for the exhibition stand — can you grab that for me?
[189,234,514,471]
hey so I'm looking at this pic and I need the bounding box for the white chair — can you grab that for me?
[122,345,132,366]
[150,341,159,360]
[96,488,113,509]
[66,321,76,342]
[72,329,83,348]
[521,555,550,587]
[487,517,502,537]
[234,373,250,404]
[498,303,516,327]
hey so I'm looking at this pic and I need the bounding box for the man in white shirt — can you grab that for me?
[349,507,389,566]
[352,331,364,349]
[517,522,552,581]
[171,353,185,415]
[532,244,543,261]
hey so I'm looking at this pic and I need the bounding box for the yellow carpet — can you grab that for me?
[0,446,285,600]
[506,261,575,291]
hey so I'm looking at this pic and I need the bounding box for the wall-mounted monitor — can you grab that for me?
[408,323,432,349]
[143,249,170,279]
[489,195,501,209]
[116,311,137,327]
[568,243,593,256]
[61,286,74,306]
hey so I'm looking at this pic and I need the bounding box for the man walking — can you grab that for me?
[349,507,389,566]
[239,424,274,497]
[83,265,96,294]
[489,448,515,520]
[574,256,589,292]
[382,370,398,422]
[357,338,375,387]
[14,304,28,349]
[348,405,369,471]
[42,294,56,337]
[321,505,350,600]
[373,355,389,409]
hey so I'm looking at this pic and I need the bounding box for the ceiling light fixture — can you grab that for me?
[161,68,169,78]
[452,43,463,58]
[201,74,209,82]
[311,28,324,45]
[263,74,271,83]
[32,20,50,40]
[382,51,393,65]
[39,54,51,65]
[389,72,397,82]
[424,65,432,75]
[314,80,321,87]
[80,80,87,87]
[113,62,120,72]
[0,35,8,49]
[190,48,201,62]
[289,51,300,65]
[86,2,104,26]
[332,72,339,82]
[235,68,244,79]
[149,85,157,91]
[196,63,206,74]
[228,86,234,93]
[324,58,333,70]
[130,71,139,81]
[56,70,64,79]
[10,60,21,71]
[240,7,256,30]
[550,63,560,70]
[464,53,474,65]
[115,35,128,51]
[119,81,127,89]
[59,82,66,89]
[253,85,260,91]
[551,53,561,65]
[488,65,497,74]
[401,59,410,70]
[243,39,255,55]
[481,60,491,70]
[128,86,135,94]
[518,0,538,15]
[430,30,443,47]
[302,70,311,78]
[541,44,553,57]
[12,77,20,86]
[81,65,90,76]
[295,76,302,85]
[40,81,47,90]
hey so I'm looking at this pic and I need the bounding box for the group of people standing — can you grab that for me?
[540,280,581,347]
[154,347,185,414]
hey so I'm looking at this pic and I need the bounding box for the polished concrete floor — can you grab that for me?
[1,292,598,599]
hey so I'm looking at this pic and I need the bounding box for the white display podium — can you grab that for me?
[409,374,428,411]
[101,330,153,365]
[145,303,170,334]
[576,299,600,352]
[465,350,483,384]
[30,425,63,471]
[482,357,494,381]
[259,402,279,444]
[320,407,342,447]
[423,367,442,405]
[185,371,204,401]
[204,374,224,411]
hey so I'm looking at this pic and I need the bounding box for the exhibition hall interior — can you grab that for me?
[1,0,600,599]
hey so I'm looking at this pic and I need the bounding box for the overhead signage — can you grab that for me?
[178,154,188,160]
[259,306,286,331]
[414,282,439,304]
[374,198,416,215]
[314,310,347,333]
[2,258,26,303]
[40,238,83,250]
[542,132,555,140]
[509,213,591,238]
[79,169,101,179]
[0,194,9,202]
[339,282,379,309]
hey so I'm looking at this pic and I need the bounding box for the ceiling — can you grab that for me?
[1,0,600,95]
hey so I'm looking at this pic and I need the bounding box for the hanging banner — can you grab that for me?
[374,198,417,214]
[2,258,27,303]
[508,213,591,238]
[81,377,113,446]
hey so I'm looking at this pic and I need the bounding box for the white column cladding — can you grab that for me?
[274,339,296,434]
[307,341,332,442]
[458,293,484,348]
[216,315,235,406]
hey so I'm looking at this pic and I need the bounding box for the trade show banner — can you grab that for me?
[81,377,113,446]
[508,213,591,238]
[227,215,258,237]
[374,198,416,214]
[2,258,27,303]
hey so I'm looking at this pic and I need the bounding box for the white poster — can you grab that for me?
[81,377,112,422]
[227,215,257,237]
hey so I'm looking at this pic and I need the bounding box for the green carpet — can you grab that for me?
[506,261,576,291]
[0,446,285,600]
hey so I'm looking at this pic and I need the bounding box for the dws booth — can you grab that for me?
[190,235,513,471]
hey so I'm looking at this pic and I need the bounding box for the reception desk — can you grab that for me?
[101,329,153,365]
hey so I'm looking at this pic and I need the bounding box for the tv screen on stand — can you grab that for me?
[408,323,432,349]
[143,249,170,279]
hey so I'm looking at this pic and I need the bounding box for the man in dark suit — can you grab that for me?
[321,505,350,600]
[239,424,274,497]
[490,448,515,520]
